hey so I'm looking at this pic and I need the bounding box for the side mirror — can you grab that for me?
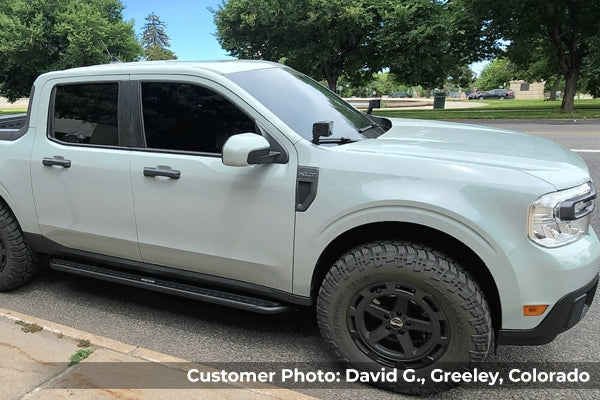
[222,133,279,167]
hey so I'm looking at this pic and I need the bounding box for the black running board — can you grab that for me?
[49,258,291,314]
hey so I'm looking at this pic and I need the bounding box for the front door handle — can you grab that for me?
[143,167,181,180]
[43,157,71,168]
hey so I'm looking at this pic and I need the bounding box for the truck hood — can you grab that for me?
[340,118,589,190]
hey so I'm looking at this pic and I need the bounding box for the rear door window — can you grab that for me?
[51,83,120,146]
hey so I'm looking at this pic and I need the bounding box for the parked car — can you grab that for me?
[467,92,481,100]
[0,61,597,395]
[478,88,515,99]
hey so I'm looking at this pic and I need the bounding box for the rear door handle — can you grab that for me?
[143,167,181,179]
[43,157,71,168]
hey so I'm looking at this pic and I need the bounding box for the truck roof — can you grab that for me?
[37,60,281,80]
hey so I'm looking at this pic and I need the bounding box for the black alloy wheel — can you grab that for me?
[347,281,449,368]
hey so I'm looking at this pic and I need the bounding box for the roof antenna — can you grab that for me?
[100,40,122,64]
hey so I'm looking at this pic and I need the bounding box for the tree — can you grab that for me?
[213,0,386,91]
[378,0,483,93]
[464,0,600,112]
[214,0,482,92]
[0,0,141,102]
[503,37,564,100]
[449,66,475,90]
[141,12,176,60]
[475,58,514,90]
[369,72,408,96]
[582,35,600,98]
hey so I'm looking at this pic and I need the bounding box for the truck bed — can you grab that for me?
[0,114,27,130]
[0,114,26,140]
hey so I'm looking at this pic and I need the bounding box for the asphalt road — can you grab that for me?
[1,119,599,400]
[456,118,600,151]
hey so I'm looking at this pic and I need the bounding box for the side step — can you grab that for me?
[49,258,290,314]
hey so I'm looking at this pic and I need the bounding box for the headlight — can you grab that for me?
[528,182,596,248]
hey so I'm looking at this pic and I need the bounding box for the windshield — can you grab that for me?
[227,67,386,143]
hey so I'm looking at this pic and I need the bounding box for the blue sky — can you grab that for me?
[120,0,487,75]
[120,0,233,60]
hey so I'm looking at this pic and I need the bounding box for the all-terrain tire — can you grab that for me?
[0,202,36,291]
[317,240,492,395]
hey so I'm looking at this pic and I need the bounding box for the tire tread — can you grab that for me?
[316,240,492,395]
[0,202,36,291]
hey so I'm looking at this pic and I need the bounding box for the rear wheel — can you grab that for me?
[317,241,492,394]
[0,203,36,291]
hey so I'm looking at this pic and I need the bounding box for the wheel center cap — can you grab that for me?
[389,317,404,330]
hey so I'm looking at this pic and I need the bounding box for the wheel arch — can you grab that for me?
[0,184,39,235]
[0,191,19,223]
[310,221,502,334]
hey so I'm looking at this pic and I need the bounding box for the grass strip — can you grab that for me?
[375,99,600,119]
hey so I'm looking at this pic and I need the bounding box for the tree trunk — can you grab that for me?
[326,75,338,92]
[549,78,560,101]
[561,67,578,113]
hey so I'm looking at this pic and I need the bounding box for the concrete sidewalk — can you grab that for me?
[0,308,317,400]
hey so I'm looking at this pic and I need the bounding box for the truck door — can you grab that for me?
[30,77,141,261]
[128,76,297,292]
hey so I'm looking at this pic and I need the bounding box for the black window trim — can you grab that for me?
[47,80,131,150]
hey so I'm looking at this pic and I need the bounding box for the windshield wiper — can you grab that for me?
[317,137,356,144]
[357,123,379,133]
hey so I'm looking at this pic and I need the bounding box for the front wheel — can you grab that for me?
[317,241,492,395]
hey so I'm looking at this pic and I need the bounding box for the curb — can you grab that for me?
[0,308,319,400]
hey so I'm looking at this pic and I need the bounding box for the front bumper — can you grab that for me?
[498,274,598,345]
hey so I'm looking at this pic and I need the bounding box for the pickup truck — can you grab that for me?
[0,60,598,394]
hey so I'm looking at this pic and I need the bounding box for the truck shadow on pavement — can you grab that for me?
[6,264,328,362]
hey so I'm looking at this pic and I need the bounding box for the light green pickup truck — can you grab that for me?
[0,60,597,394]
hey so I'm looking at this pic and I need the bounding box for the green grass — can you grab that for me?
[375,99,600,120]
[69,349,94,366]
[0,109,27,115]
